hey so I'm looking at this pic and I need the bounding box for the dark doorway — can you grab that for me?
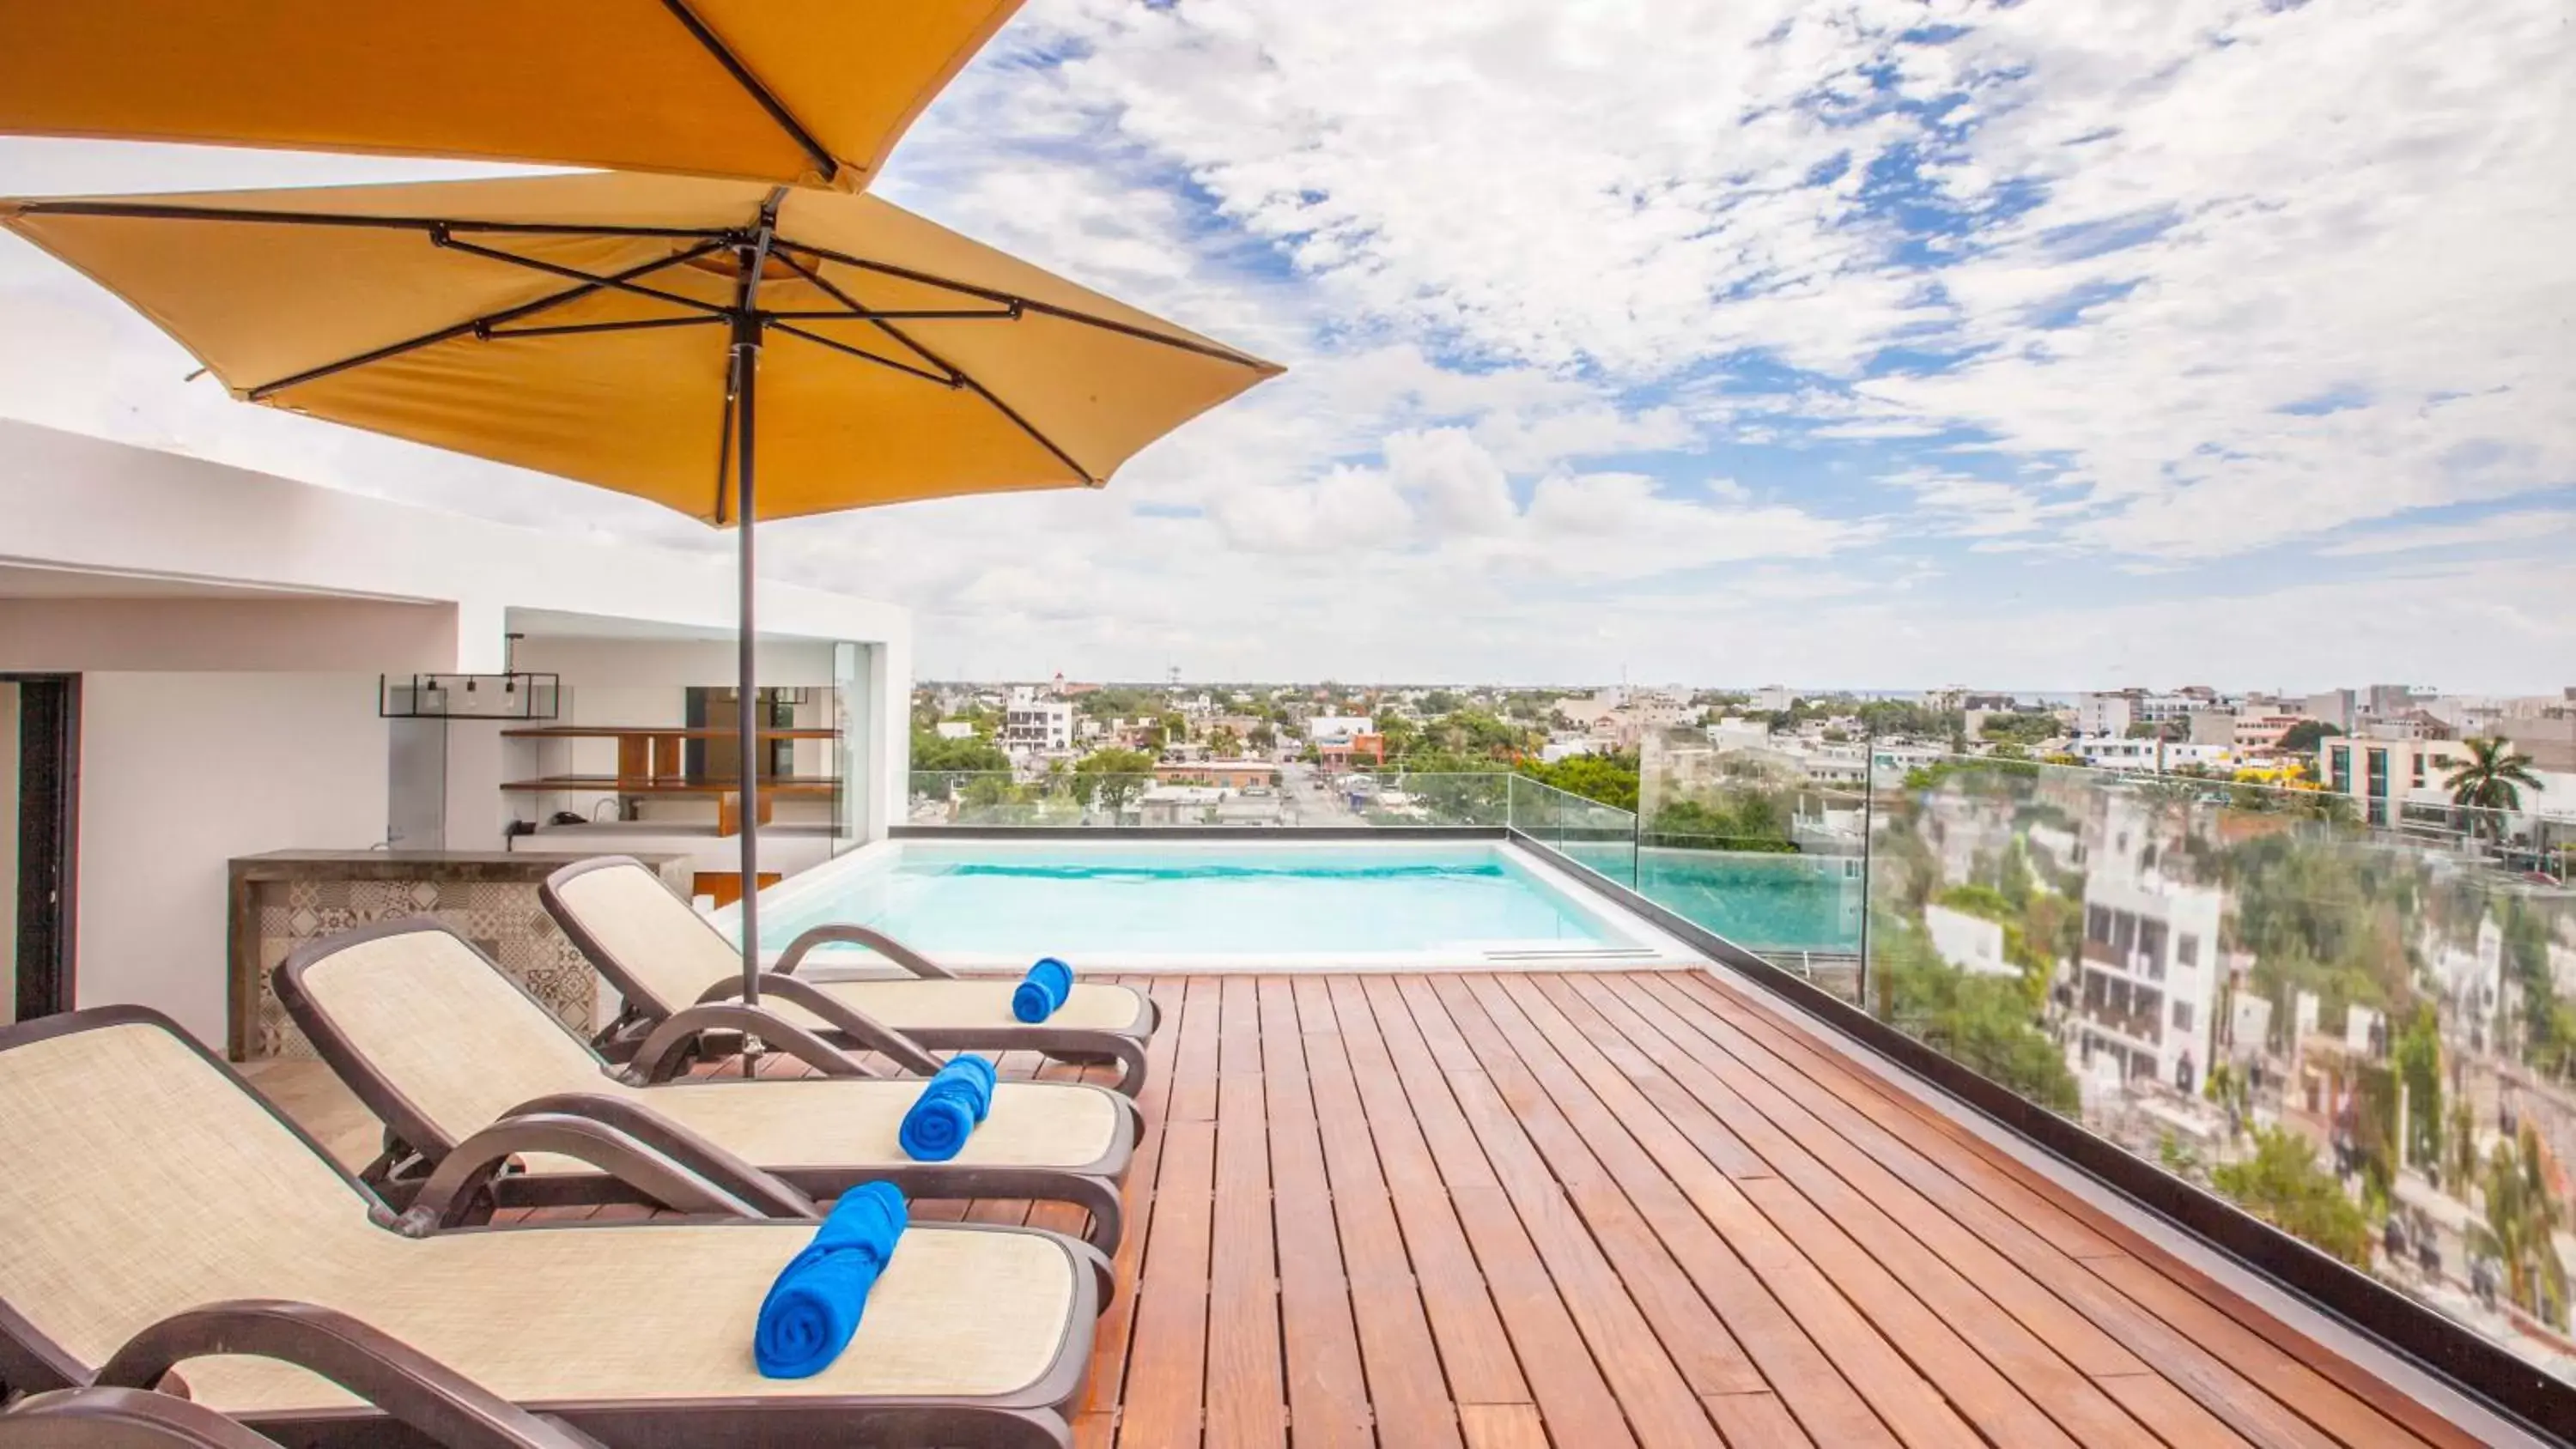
[3,674,78,1023]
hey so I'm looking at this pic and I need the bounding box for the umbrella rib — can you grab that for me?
[246,239,729,399]
[10,199,727,239]
[434,232,734,320]
[769,324,962,388]
[765,248,1092,482]
[658,0,840,185]
[776,239,1276,371]
[482,315,727,341]
[768,249,953,379]
[875,316,1099,484]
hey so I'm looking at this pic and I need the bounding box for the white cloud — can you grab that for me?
[0,1,2568,689]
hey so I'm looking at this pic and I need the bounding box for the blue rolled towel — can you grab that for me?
[898,1055,998,1161]
[1012,956,1075,1023]
[754,1181,908,1379]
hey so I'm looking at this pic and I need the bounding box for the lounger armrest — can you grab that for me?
[396,1112,775,1230]
[622,1001,875,1084]
[502,1092,820,1221]
[97,1300,605,1449]
[694,973,945,1076]
[774,922,954,978]
[0,1386,281,1449]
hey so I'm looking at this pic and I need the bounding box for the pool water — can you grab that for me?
[1559,843,1862,953]
[749,840,1644,965]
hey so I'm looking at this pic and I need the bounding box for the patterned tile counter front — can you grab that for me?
[226,850,694,1061]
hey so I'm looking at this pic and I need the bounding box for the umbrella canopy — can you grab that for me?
[0,172,1277,517]
[0,0,1024,189]
[0,171,1279,995]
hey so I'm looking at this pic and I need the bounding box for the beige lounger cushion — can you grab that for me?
[552,861,1147,1029]
[0,1023,1078,1414]
[296,933,1122,1177]
[808,978,1145,1034]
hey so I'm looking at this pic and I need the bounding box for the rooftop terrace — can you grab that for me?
[252,963,2527,1447]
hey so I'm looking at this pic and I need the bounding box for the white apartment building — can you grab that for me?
[2077,875,2225,1091]
[1753,684,1796,712]
[2070,738,2234,773]
[1923,902,2016,978]
[1000,698,1074,755]
[1306,714,1375,745]
[2075,691,2135,737]
[2319,735,2574,828]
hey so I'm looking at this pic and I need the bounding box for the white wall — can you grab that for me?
[0,682,17,1023]
[0,598,454,674]
[76,673,389,1047]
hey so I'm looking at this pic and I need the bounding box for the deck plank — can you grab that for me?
[1300,978,1466,1449]
[1437,975,1975,1449]
[1326,975,1529,1408]
[1255,976,1373,1449]
[1081,974,1192,1421]
[1205,976,1287,1449]
[1654,973,2478,1449]
[1533,975,2157,1447]
[575,969,2481,1449]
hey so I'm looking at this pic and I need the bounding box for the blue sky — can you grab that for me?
[1,0,2569,690]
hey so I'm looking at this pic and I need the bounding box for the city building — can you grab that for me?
[2077,823,2225,1091]
[2075,690,2136,737]
[2069,738,2235,773]
[1000,697,1074,755]
[2232,714,2306,755]
[2320,735,2574,827]
[1923,902,2016,977]
[1753,684,1795,712]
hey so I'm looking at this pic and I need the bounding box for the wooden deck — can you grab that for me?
[485,967,2494,1446]
[945,969,2478,1449]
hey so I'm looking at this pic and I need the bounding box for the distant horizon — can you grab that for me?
[915,677,2570,703]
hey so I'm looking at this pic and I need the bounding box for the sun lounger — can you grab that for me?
[0,1008,1103,1448]
[0,1383,600,1449]
[274,919,1134,1251]
[540,857,1160,1095]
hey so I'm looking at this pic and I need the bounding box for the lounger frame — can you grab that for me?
[272,918,1135,1251]
[540,855,1162,1094]
[0,1006,1103,1449]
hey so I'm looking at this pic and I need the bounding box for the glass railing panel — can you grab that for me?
[904,769,1520,828]
[1862,751,2576,1379]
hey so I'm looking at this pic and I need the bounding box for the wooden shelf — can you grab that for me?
[500,776,840,797]
[501,725,839,740]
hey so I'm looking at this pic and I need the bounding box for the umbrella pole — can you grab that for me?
[732,308,764,1009]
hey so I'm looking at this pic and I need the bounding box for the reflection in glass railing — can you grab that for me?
[1864,754,2576,1383]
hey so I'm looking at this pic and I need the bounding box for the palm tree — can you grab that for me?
[2466,1125,2570,1330]
[2445,737,2543,836]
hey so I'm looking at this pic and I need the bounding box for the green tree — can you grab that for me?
[2277,719,2343,755]
[1248,722,1278,754]
[1071,747,1157,810]
[1872,917,2078,1113]
[1651,792,1797,852]
[2209,1127,2373,1268]
[1516,751,1640,812]
[1979,712,2059,747]
[2392,1004,2443,1170]
[911,727,1009,777]
[2445,737,2543,826]
[2448,1097,2479,1201]
[2467,1125,2570,1330]
[1207,724,1242,758]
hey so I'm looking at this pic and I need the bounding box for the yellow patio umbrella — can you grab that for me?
[0,171,1280,993]
[0,0,1024,189]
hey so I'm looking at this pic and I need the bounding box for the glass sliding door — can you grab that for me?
[832,641,872,855]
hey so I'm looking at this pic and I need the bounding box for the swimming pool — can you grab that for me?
[738,839,1694,970]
